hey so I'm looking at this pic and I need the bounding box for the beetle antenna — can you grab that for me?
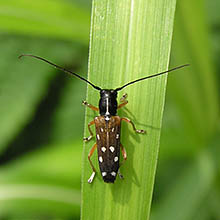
[115,64,190,92]
[19,54,102,91]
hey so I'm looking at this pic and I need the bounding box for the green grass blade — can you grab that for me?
[151,150,215,220]
[0,141,82,218]
[0,0,90,44]
[81,0,177,219]
[150,0,220,218]
[169,0,219,146]
[0,36,81,154]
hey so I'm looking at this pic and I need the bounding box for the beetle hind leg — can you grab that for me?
[88,172,96,184]
[118,170,124,179]
[87,143,97,183]
[118,143,127,180]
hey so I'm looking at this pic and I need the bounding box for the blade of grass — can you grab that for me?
[151,133,220,220]
[159,0,219,161]
[81,0,177,220]
[151,150,215,220]
[0,0,90,44]
[0,141,82,218]
[151,0,219,218]
[0,36,82,154]
[168,0,219,149]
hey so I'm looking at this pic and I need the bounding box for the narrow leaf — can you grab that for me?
[0,0,90,44]
[151,150,215,220]
[0,36,81,154]
[81,0,177,220]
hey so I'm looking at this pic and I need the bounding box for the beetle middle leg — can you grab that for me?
[83,120,95,142]
[82,100,99,112]
[118,93,128,109]
[121,117,146,134]
[88,143,97,183]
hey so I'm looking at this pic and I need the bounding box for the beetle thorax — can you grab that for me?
[99,89,118,120]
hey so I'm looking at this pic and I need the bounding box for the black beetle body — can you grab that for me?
[19,54,189,183]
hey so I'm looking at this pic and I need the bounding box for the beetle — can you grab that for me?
[19,54,189,183]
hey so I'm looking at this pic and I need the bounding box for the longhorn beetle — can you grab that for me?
[19,54,189,183]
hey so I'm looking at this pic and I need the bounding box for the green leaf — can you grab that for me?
[0,141,82,218]
[0,35,84,154]
[0,0,90,44]
[81,0,177,220]
[151,0,220,219]
[51,63,87,144]
[168,0,219,148]
[159,0,219,160]
[151,150,215,220]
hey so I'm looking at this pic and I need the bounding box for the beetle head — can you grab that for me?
[99,89,118,116]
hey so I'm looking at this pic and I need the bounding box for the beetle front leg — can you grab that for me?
[83,120,95,142]
[121,117,146,134]
[82,101,99,112]
[118,93,128,109]
[88,143,97,183]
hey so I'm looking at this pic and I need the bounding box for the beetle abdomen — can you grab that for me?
[95,116,121,183]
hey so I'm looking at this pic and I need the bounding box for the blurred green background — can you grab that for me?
[0,0,219,220]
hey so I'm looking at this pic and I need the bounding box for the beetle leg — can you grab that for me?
[83,120,95,142]
[118,170,124,179]
[121,117,146,134]
[120,143,127,161]
[88,143,97,183]
[118,93,128,109]
[82,100,99,112]
[118,101,128,109]
[120,93,128,102]
[118,143,127,179]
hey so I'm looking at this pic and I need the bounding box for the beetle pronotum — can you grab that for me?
[19,54,189,183]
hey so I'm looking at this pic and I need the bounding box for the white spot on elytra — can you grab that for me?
[116,134,119,139]
[100,128,104,132]
[99,156,103,163]
[112,127,115,132]
[111,171,116,176]
[101,147,106,153]
[114,156,118,162]
[102,172,107,177]
[109,146,115,152]
[97,134,100,140]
